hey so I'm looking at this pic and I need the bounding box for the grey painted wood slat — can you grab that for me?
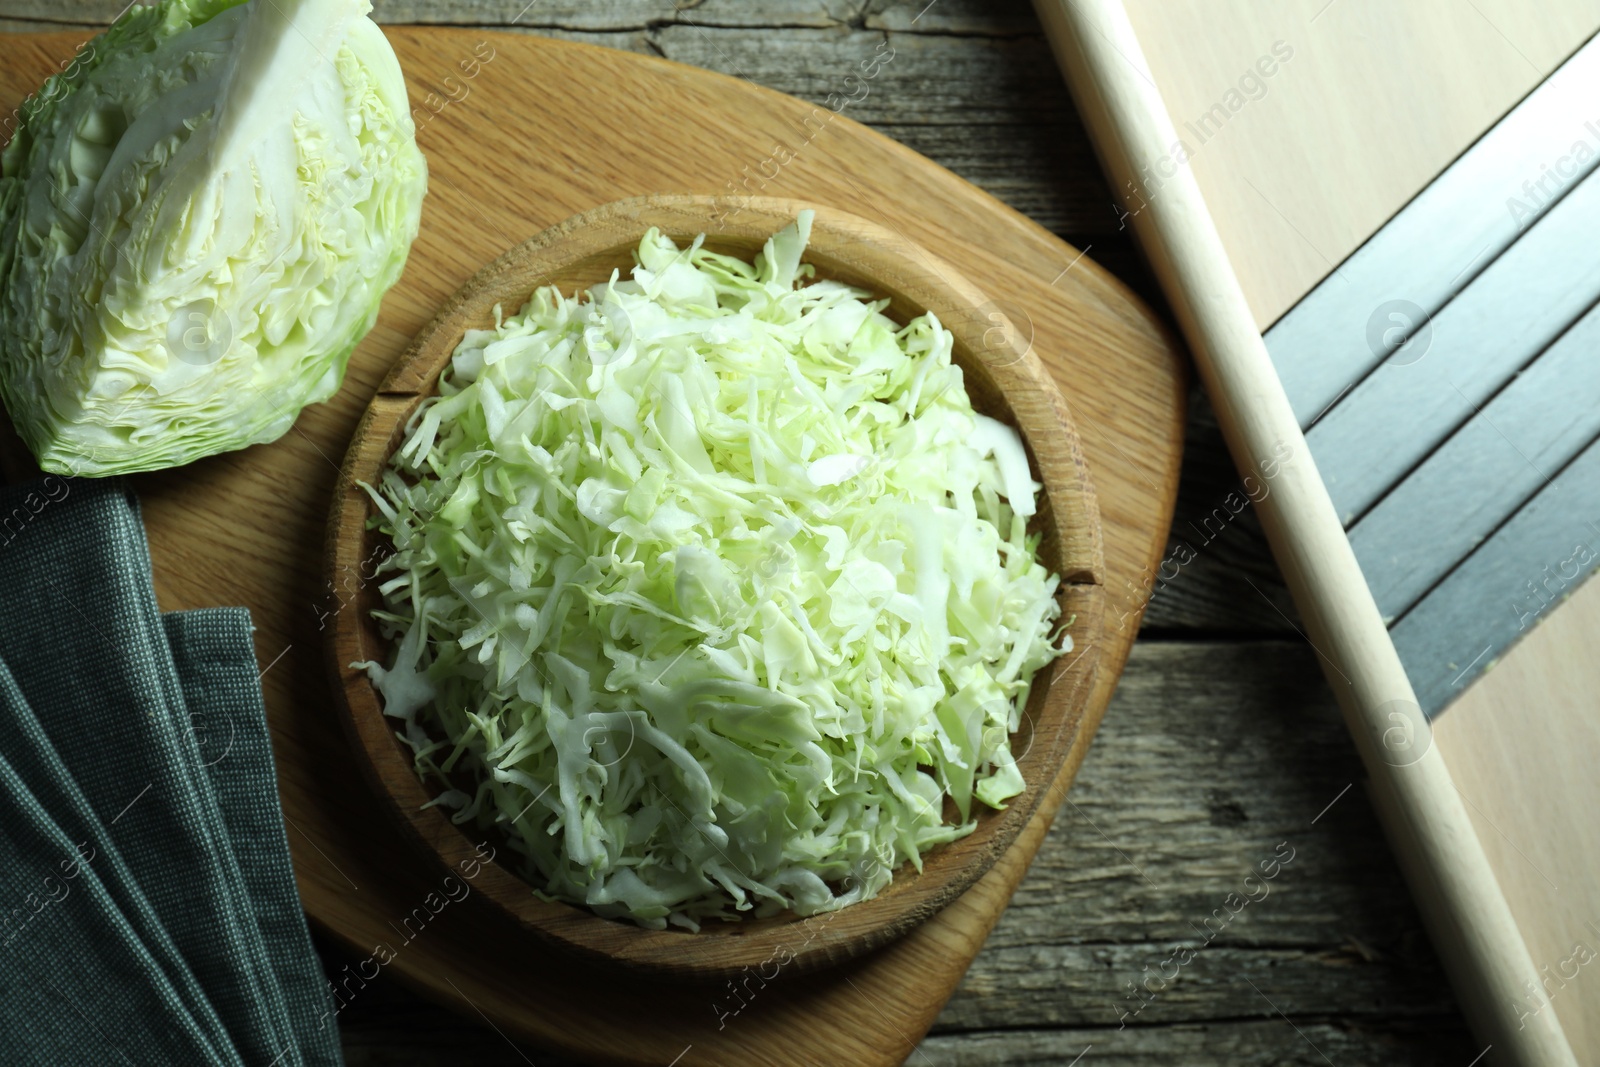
[1265,32,1600,426]
[1391,436,1600,717]
[1350,301,1600,621]
[1307,160,1600,524]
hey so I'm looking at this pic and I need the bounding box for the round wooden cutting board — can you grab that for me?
[0,28,1184,1067]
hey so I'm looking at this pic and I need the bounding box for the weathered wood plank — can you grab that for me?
[939,943,1456,1031]
[0,7,1155,295]
[918,1022,1477,1065]
[867,0,1043,35]
[0,10,1144,240]
[321,642,1465,1062]
[939,641,1449,1031]
[1132,391,1298,634]
[333,1002,1477,1067]
[0,0,1045,32]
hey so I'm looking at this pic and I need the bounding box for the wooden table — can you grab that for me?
[7,1,1475,1062]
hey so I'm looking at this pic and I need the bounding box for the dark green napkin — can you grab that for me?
[166,608,344,1067]
[0,655,243,1067]
[0,477,342,1066]
[0,662,238,1066]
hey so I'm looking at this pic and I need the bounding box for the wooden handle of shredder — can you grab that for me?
[1030,1,1578,1062]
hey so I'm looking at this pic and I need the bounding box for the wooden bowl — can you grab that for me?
[325,195,1105,979]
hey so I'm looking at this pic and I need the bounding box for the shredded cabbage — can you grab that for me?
[360,213,1068,928]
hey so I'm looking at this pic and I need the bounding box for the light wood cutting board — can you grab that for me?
[1120,0,1600,1054]
[0,27,1185,1067]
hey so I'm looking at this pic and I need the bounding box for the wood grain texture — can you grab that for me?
[1431,575,1600,1054]
[327,195,1106,978]
[320,639,1477,1064]
[338,1010,1476,1067]
[1110,4,1600,1063]
[0,2,1494,1064]
[0,2,1176,260]
[1122,0,1600,329]
[0,20,1185,1067]
[1036,0,1580,1063]
[2,1,1490,1061]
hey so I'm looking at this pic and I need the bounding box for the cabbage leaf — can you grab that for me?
[0,0,426,475]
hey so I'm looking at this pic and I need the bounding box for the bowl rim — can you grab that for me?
[324,194,1106,979]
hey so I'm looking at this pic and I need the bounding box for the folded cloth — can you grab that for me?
[0,661,236,1066]
[0,477,341,1066]
[0,656,242,1067]
[166,609,344,1067]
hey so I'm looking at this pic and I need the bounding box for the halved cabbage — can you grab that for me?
[0,0,426,475]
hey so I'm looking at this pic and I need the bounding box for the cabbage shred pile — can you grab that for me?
[361,214,1068,927]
